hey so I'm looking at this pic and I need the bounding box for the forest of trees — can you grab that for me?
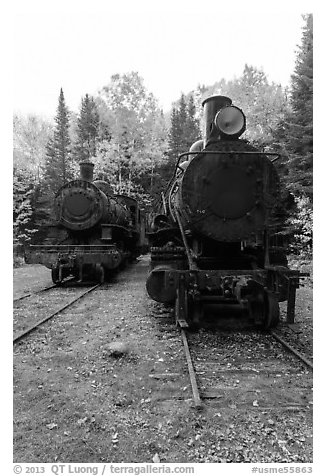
[13,14,312,256]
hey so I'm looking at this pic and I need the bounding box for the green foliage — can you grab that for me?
[273,14,313,198]
[13,89,78,249]
[74,94,100,161]
[201,65,288,147]
[13,114,56,249]
[13,168,38,246]
[96,72,168,206]
[168,93,201,159]
[101,72,158,120]
[291,15,313,120]
[162,92,201,190]
[287,195,312,256]
[42,88,76,193]
[13,114,53,181]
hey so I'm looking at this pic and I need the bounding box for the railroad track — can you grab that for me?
[13,277,78,303]
[13,284,58,303]
[268,329,313,369]
[13,283,101,344]
[179,327,313,410]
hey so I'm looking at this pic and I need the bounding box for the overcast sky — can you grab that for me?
[13,0,313,118]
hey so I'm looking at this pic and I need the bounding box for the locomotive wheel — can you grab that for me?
[187,296,203,330]
[51,266,62,285]
[119,259,127,271]
[95,264,105,283]
[248,289,280,329]
[174,289,182,326]
[264,292,280,329]
[175,285,189,327]
[248,290,265,327]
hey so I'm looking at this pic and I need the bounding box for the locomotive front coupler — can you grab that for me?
[189,273,258,313]
[147,264,273,308]
[54,262,70,283]
[57,253,76,267]
[55,254,77,282]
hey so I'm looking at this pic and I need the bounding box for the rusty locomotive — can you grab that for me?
[146,95,305,329]
[25,161,146,284]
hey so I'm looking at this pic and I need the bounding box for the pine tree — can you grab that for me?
[168,106,184,160]
[159,94,202,194]
[186,94,201,146]
[271,15,313,255]
[178,94,188,128]
[43,88,73,193]
[168,93,201,162]
[74,94,99,161]
[280,14,313,197]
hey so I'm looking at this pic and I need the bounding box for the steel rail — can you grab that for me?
[269,330,313,370]
[13,277,78,303]
[13,284,101,344]
[13,284,58,303]
[180,329,202,409]
[180,327,312,410]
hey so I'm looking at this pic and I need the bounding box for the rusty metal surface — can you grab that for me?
[175,141,279,242]
[25,244,122,268]
[202,95,232,146]
[55,179,108,230]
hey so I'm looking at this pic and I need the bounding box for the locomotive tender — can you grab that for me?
[146,95,305,328]
[25,161,145,283]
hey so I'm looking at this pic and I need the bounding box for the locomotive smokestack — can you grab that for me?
[79,161,94,182]
[202,95,232,146]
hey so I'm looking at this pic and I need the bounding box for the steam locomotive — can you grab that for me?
[25,161,146,283]
[146,95,305,328]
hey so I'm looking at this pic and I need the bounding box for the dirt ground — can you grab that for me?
[13,257,313,463]
[13,264,53,300]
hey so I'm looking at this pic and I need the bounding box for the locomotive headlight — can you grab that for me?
[214,105,246,138]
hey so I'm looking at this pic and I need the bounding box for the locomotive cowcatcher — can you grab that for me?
[146,95,306,329]
[25,161,146,284]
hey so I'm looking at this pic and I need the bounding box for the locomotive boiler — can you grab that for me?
[146,95,305,328]
[25,161,145,284]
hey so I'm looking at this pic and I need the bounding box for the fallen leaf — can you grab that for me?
[46,423,57,430]
[152,453,160,463]
[77,417,88,426]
